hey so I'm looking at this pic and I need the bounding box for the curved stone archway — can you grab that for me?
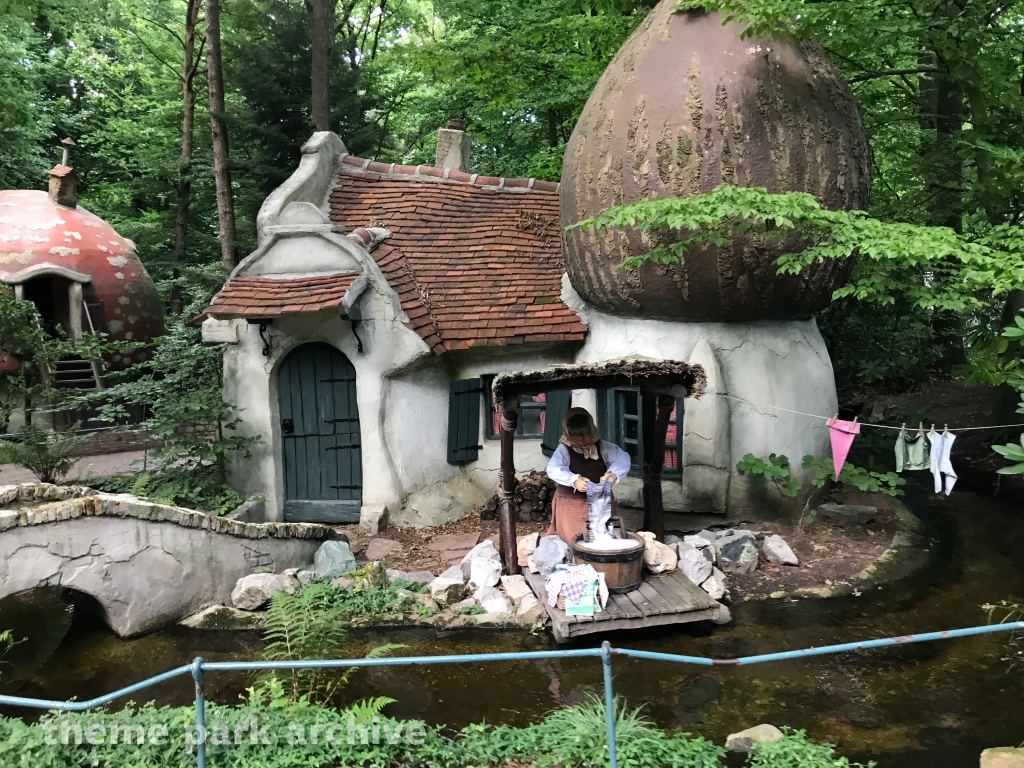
[0,484,332,636]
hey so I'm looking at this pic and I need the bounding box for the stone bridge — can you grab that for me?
[0,484,332,636]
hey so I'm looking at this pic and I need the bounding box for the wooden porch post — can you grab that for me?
[498,405,520,574]
[641,393,675,541]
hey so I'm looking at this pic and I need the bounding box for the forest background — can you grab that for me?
[1,0,1024,488]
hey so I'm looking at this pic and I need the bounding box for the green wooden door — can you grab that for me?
[278,343,361,523]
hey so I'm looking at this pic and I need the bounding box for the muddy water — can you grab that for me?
[2,482,1024,766]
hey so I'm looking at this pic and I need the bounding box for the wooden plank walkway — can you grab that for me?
[524,570,725,643]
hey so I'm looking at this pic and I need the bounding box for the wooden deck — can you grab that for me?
[524,570,725,643]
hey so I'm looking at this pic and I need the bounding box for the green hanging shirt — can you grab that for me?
[895,429,930,472]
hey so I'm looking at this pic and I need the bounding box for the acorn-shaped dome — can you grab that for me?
[0,189,164,366]
[560,3,871,321]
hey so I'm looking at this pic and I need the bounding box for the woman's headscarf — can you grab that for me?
[559,407,601,460]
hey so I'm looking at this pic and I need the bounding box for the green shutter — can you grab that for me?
[447,378,483,464]
[541,389,572,457]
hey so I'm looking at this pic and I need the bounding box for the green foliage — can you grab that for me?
[457,695,724,768]
[571,186,1024,313]
[259,581,406,704]
[0,422,84,484]
[747,728,875,768]
[802,456,906,497]
[390,578,430,594]
[737,453,801,498]
[993,434,1024,476]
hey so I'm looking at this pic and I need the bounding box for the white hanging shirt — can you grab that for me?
[927,431,957,495]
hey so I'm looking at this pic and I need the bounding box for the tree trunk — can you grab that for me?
[171,0,203,315]
[306,0,335,132]
[205,0,237,271]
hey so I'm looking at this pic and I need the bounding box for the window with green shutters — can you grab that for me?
[447,378,484,463]
[597,387,683,479]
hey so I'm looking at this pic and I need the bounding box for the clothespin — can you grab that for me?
[929,423,936,434]
[943,423,949,435]
[918,422,924,435]
[901,422,907,433]
[853,416,859,424]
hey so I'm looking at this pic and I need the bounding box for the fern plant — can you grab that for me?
[259,583,404,704]
[0,422,83,484]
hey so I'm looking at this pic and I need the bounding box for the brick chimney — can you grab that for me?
[48,137,78,208]
[434,119,471,174]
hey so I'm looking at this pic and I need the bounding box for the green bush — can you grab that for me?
[0,422,84,484]
[748,728,874,768]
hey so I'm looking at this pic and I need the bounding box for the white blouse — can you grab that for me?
[546,440,632,488]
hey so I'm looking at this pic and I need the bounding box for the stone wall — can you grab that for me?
[0,483,331,636]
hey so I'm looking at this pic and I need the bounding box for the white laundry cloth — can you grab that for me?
[927,431,957,495]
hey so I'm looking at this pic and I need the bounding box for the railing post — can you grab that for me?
[191,657,207,768]
[601,641,618,768]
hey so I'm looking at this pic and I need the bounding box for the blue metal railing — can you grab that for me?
[2,621,1022,768]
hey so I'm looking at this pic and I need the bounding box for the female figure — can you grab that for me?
[545,408,631,545]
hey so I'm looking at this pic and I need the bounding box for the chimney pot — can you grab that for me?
[435,120,472,174]
[50,138,78,207]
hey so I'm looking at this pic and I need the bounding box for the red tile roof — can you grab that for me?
[328,156,586,354]
[204,274,358,320]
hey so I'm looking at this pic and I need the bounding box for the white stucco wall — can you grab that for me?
[568,287,837,518]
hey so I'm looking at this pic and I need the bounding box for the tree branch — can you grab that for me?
[848,66,940,83]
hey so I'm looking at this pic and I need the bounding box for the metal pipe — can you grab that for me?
[0,664,193,711]
[192,657,207,768]
[601,641,618,768]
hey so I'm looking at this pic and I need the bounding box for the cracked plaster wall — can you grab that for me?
[0,517,320,636]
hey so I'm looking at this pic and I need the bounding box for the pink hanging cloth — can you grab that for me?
[827,417,860,479]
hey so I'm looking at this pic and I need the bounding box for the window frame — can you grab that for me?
[597,386,683,479]
[482,374,547,440]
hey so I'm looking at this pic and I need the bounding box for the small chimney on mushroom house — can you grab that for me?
[434,119,472,174]
[48,137,79,208]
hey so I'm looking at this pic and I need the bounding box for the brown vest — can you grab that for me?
[557,443,608,497]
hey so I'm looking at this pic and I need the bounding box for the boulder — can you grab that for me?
[712,605,732,625]
[716,531,758,574]
[231,573,299,611]
[460,539,501,581]
[981,748,1024,768]
[428,531,482,563]
[501,574,533,603]
[673,540,695,558]
[763,535,799,566]
[440,564,465,583]
[684,533,715,550]
[533,535,570,577]
[636,531,678,574]
[296,570,317,585]
[313,540,356,579]
[469,556,502,589]
[416,595,440,613]
[387,569,434,585]
[396,476,487,528]
[473,611,515,627]
[452,597,478,611]
[700,568,728,601]
[180,605,266,630]
[725,724,784,753]
[429,577,469,606]
[516,594,547,626]
[679,547,712,585]
[665,534,682,546]
[475,585,512,614]
[517,532,541,567]
[818,503,877,525]
[359,504,389,535]
[364,538,403,562]
[394,588,419,604]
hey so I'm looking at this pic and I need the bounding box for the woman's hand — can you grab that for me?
[600,472,618,484]
[573,476,588,492]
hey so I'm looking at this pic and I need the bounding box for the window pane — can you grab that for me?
[621,391,638,416]
[520,407,543,437]
[625,419,638,440]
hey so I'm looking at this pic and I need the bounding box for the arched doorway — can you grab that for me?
[277,343,362,523]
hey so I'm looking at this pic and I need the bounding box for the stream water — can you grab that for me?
[2,481,1023,766]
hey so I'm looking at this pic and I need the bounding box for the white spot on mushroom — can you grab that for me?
[124,332,134,340]
[115,272,124,280]
[0,234,19,242]
[24,219,65,230]
[127,315,137,324]
[114,308,122,316]
[98,245,108,252]
[48,246,79,257]
[107,256,128,267]
[81,220,100,227]
[64,231,82,240]
[28,236,48,243]
[118,296,131,305]
[108,320,124,333]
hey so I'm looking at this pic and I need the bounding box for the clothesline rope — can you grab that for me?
[715,393,1024,432]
